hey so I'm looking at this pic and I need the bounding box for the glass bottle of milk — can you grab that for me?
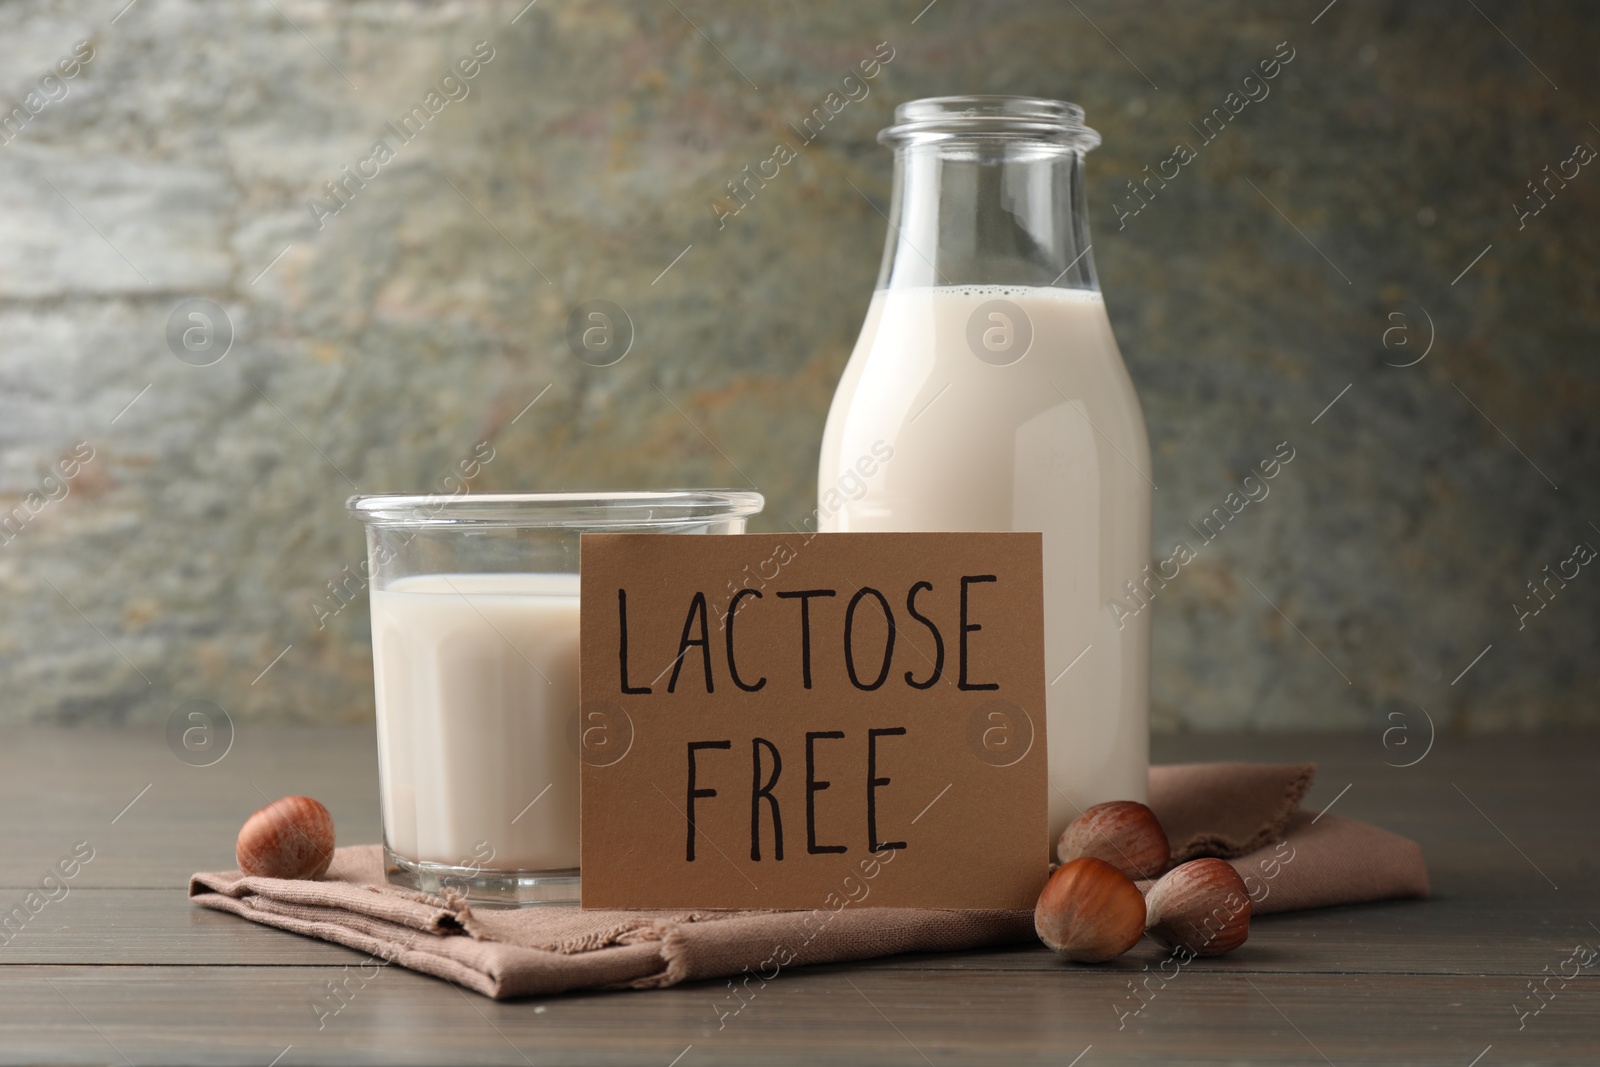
[818,97,1151,848]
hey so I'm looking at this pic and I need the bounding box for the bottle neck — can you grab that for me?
[876,140,1099,292]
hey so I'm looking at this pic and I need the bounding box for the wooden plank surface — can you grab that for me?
[8,967,1595,1066]
[1,727,1596,1065]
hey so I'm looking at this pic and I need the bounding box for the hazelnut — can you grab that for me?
[1144,857,1251,957]
[1034,856,1147,963]
[236,795,335,880]
[1057,800,1171,880]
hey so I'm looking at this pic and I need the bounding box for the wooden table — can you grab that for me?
[1,726,1594,1065]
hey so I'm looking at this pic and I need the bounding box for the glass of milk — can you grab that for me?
[819,97,1152,852]
[347,490,763,905]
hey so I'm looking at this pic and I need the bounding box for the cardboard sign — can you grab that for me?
[578,531,1047,910]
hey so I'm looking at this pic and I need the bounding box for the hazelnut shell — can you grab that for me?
[236,795,335,880]
[1144,857,1251,957]
[1057,800,1171,880]
[1034,856,1147,963]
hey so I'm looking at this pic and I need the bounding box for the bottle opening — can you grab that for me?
[878,95,1101,151]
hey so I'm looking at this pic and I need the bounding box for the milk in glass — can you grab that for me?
[371,573,581,871]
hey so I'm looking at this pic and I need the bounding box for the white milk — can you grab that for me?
[370,572,581,871]
[818,285,1151,846]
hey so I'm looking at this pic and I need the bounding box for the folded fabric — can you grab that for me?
[190,762,1429,999]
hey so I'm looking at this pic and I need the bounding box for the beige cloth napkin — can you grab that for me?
[190,763,1428,999]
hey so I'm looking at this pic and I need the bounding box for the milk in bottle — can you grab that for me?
[818,98,1152,850]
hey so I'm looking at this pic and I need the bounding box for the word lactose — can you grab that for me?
[615,575,1004,695]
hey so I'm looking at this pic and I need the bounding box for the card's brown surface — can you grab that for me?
[578,531,1047,910]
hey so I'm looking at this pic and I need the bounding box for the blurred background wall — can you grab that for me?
[1,1,1595,732]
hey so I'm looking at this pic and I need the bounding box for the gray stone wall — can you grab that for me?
[1,1,1595,732]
